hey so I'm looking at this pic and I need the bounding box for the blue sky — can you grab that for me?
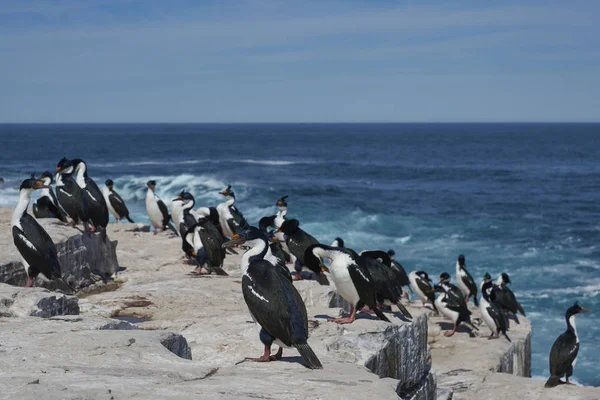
[0,0,598,122]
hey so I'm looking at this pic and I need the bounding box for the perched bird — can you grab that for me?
[68,158,109,231]
[33,171,68,222]
[493,273,526,322]
[408,271,437,312]
[455,254,478,306]
[145,180,174,234]
[434,273,478,337]
[359,250,412,319]
[55,160,89,229]
[305,244,390,324]
[102,179,134,223]
[480,279,510,342]
[222,229,320,368]
[186,217,227,275]
[216,185,248,238]
[545,302,590,388]
[277,219,319,281]
[11,178,68,290]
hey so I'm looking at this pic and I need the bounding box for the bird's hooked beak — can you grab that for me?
[320,264,329,273]
[219,190,228,196]
[581,307,591,313]
[222,234,246,248]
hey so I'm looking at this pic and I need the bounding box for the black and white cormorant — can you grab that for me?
[408,271,437,312]
[260,195,293,263]
[480,279,510,342]
[102,179,134,223]
[185,217,227,275]
[222,229,320,368]
[434,273,478,337]
[145,180,173,234]
[68,158,109,231]
[456,254,478,306]
[359,250,412,319]
[55,160,89,228]
[493,273,526,322]
[33,171,68,222]
[12,178,65,288]
[545,302,590,387]
[277,219,319,281]
[216,185,248,238]
[304,244,390,324]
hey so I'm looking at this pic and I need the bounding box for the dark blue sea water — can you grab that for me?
[1,123,599,385]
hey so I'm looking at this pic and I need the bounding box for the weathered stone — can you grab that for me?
[0,283,79,317]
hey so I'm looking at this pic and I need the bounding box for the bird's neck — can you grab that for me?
[241,239,267,274]
[146,188,155,199]
[567,314,578,338]
[183,200,195,211]
[12,190,31,227]
[55,173,65,187]
[496,275,503,286]
[75,163,87,188]
[224,196,235,207]
[276,208,287,219]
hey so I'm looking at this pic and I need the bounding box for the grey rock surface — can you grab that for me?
[0,283,79,317]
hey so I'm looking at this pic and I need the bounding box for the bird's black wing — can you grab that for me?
[549,332,579,377]
[487,303,507,332]
[198,220,225,267]
[416,277,435,302]
[157,199,170,227]
[259,215,277,232]
[287,230,319,265]
[390,260,410,287]
[443,286,469,314]
[360,250,392,267]
[242,260,308,346]
[492,285,518,314]
[463,269,478,297]
[109,190,130,218]
[48,189,69,222]
[14,215,60,279]
[229,206,249,234]
[347,261,390,322]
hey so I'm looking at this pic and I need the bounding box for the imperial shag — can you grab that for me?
[12,178,67,289]
[102,179,134,223]
[33,171,68,222]
[455,254,478,306]
[222,228,320,368]
[545,302,590,387]
[305,244,390,324]
[216,185,248,238]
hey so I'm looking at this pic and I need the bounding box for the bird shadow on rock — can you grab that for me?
[313,313,382,321]
[437,322,478,337]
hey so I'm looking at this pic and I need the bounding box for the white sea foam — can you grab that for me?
[239,159,298,166]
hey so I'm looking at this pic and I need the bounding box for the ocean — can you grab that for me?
[1,123,598,386]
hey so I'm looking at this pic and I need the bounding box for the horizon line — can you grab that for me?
[1,121,600,125]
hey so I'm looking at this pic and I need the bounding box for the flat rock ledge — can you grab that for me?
[0,219,119,291]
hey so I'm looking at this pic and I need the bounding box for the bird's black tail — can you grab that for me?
[503,331,511,342]
[545,375,565,388]
[294,343,323,370]
[396,301,413,319]
[517,303,526,317]
[473,295,479,307]
[126,215,135,223]
[373,307,391,322]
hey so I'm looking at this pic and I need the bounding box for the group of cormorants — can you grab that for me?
[8,158,590,385]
